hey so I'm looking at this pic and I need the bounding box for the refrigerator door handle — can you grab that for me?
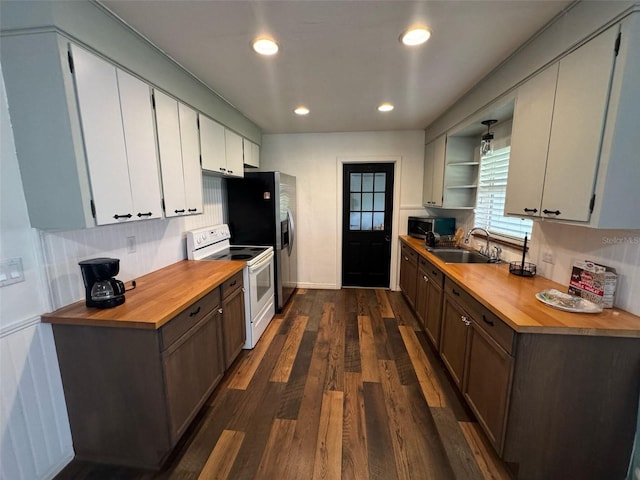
[287,208,295,256]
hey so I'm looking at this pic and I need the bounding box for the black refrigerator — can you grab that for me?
[227,172,297,312]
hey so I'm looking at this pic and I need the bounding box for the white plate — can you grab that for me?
[535,289,603,314]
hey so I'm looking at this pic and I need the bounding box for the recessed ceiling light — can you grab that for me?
[252,37,279,56]
[378,103,394,112]
[400,27,431,46]
[294,106,310,115]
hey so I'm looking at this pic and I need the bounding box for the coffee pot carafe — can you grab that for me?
[79,258,126,308]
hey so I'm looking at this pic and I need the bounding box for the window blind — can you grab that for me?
[474,146,533,241]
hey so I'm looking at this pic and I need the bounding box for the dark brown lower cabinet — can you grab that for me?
[417,256,444,348]
[439,292,471,389]
[221,271,246,367]
[52,286,238,469]
[463,322,514,454]
[399,243,418,308]
[163,309,224,443]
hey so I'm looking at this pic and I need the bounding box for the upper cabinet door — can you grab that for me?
[200,114,227,174]
[431,134,446,207]
[541,27,618,222]
[71,45,133,225]
[155,90,187,217]
[505,63,558,217]
[179,103,203,214]
[117,69,163,220]
[224,129,244,178]
[243,139,260,168]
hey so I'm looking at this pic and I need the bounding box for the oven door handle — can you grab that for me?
[249,251,274,272]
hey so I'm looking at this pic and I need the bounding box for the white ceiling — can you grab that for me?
[100,0,573,134]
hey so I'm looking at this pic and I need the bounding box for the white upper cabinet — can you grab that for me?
[506,24,636,226]
[117,69,163,221]
[423,134,446,207]
[179,103,203,214]
[541,26,618,222]
[155,91,203,217]
[505,64,558,218]
[200,115,245,178]
[71,44,162,225]
[243,139,260,168]
[200,114,227,174]
[224,129,244,178]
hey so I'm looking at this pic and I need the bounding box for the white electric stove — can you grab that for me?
[186,224,275,349]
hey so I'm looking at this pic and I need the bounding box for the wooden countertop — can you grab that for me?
[41,260,246,330]
[400,235,640,338]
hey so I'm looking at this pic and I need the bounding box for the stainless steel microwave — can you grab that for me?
[407,216,456,239]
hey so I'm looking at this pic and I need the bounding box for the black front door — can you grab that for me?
[342,163,394,287]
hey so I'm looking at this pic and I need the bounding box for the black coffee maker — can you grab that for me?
[79,258,126,308]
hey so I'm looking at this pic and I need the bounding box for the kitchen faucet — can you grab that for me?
[465,227,502,261]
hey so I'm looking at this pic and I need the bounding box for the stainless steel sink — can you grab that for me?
[427,248,494,264]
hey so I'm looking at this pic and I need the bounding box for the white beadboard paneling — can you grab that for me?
[40,177,226,310]
[0,321,73,480]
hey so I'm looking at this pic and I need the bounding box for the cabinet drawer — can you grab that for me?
[401,243,418,266]
[222,271,243,299]
[419,256,444,287]
[468,303,515,355]
[161,288,221,349]
[444,278,514,354]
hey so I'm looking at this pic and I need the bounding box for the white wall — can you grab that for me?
[1,68,73,480]
[260,131,425,290]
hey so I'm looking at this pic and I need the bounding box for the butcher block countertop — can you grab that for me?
[41,260,246,330]
[400,236,640,338]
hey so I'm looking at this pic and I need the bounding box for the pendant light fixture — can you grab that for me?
[480,119,498,157]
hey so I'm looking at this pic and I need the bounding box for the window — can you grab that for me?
[349,172,386,231]
[474,146,532,242]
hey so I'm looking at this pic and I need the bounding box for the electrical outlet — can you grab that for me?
[542,250,555,264]
[126,236,137,254]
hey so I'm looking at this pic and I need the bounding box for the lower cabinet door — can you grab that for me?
[162,310,224,442]
[222,287,246,368]
[463,323,514,454]
[415,269,429,328]
[424,280,444,349]
[439,295,471,388]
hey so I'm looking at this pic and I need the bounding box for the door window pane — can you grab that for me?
[362,173,374,192]
[374,192,385,210]
[361,212,373,230]
[373,212,385,230]
[350,212,361,230]
[350,193,361,210]
[374,173,386,192]
[350,173,361,192]
[362,193,373,210]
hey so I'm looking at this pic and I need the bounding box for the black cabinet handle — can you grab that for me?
[482,314,495,326]
[229,280,237,287]
[113,213,132,219]
[175,209,185,214]
[432,270,438,276]
[228,170,234,174]
[543,209,561,215]
[137,212,152,217]
[188,208,198,212]
[523,208,538,213]
[189,306,201,317]
[220,167,226,172]
[452,288,460,296]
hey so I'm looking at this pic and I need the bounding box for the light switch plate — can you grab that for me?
[0,257,25,287]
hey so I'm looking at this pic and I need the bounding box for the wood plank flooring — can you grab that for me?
[55,289,511,480]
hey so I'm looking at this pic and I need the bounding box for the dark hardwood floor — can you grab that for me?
[56,288,511,480]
